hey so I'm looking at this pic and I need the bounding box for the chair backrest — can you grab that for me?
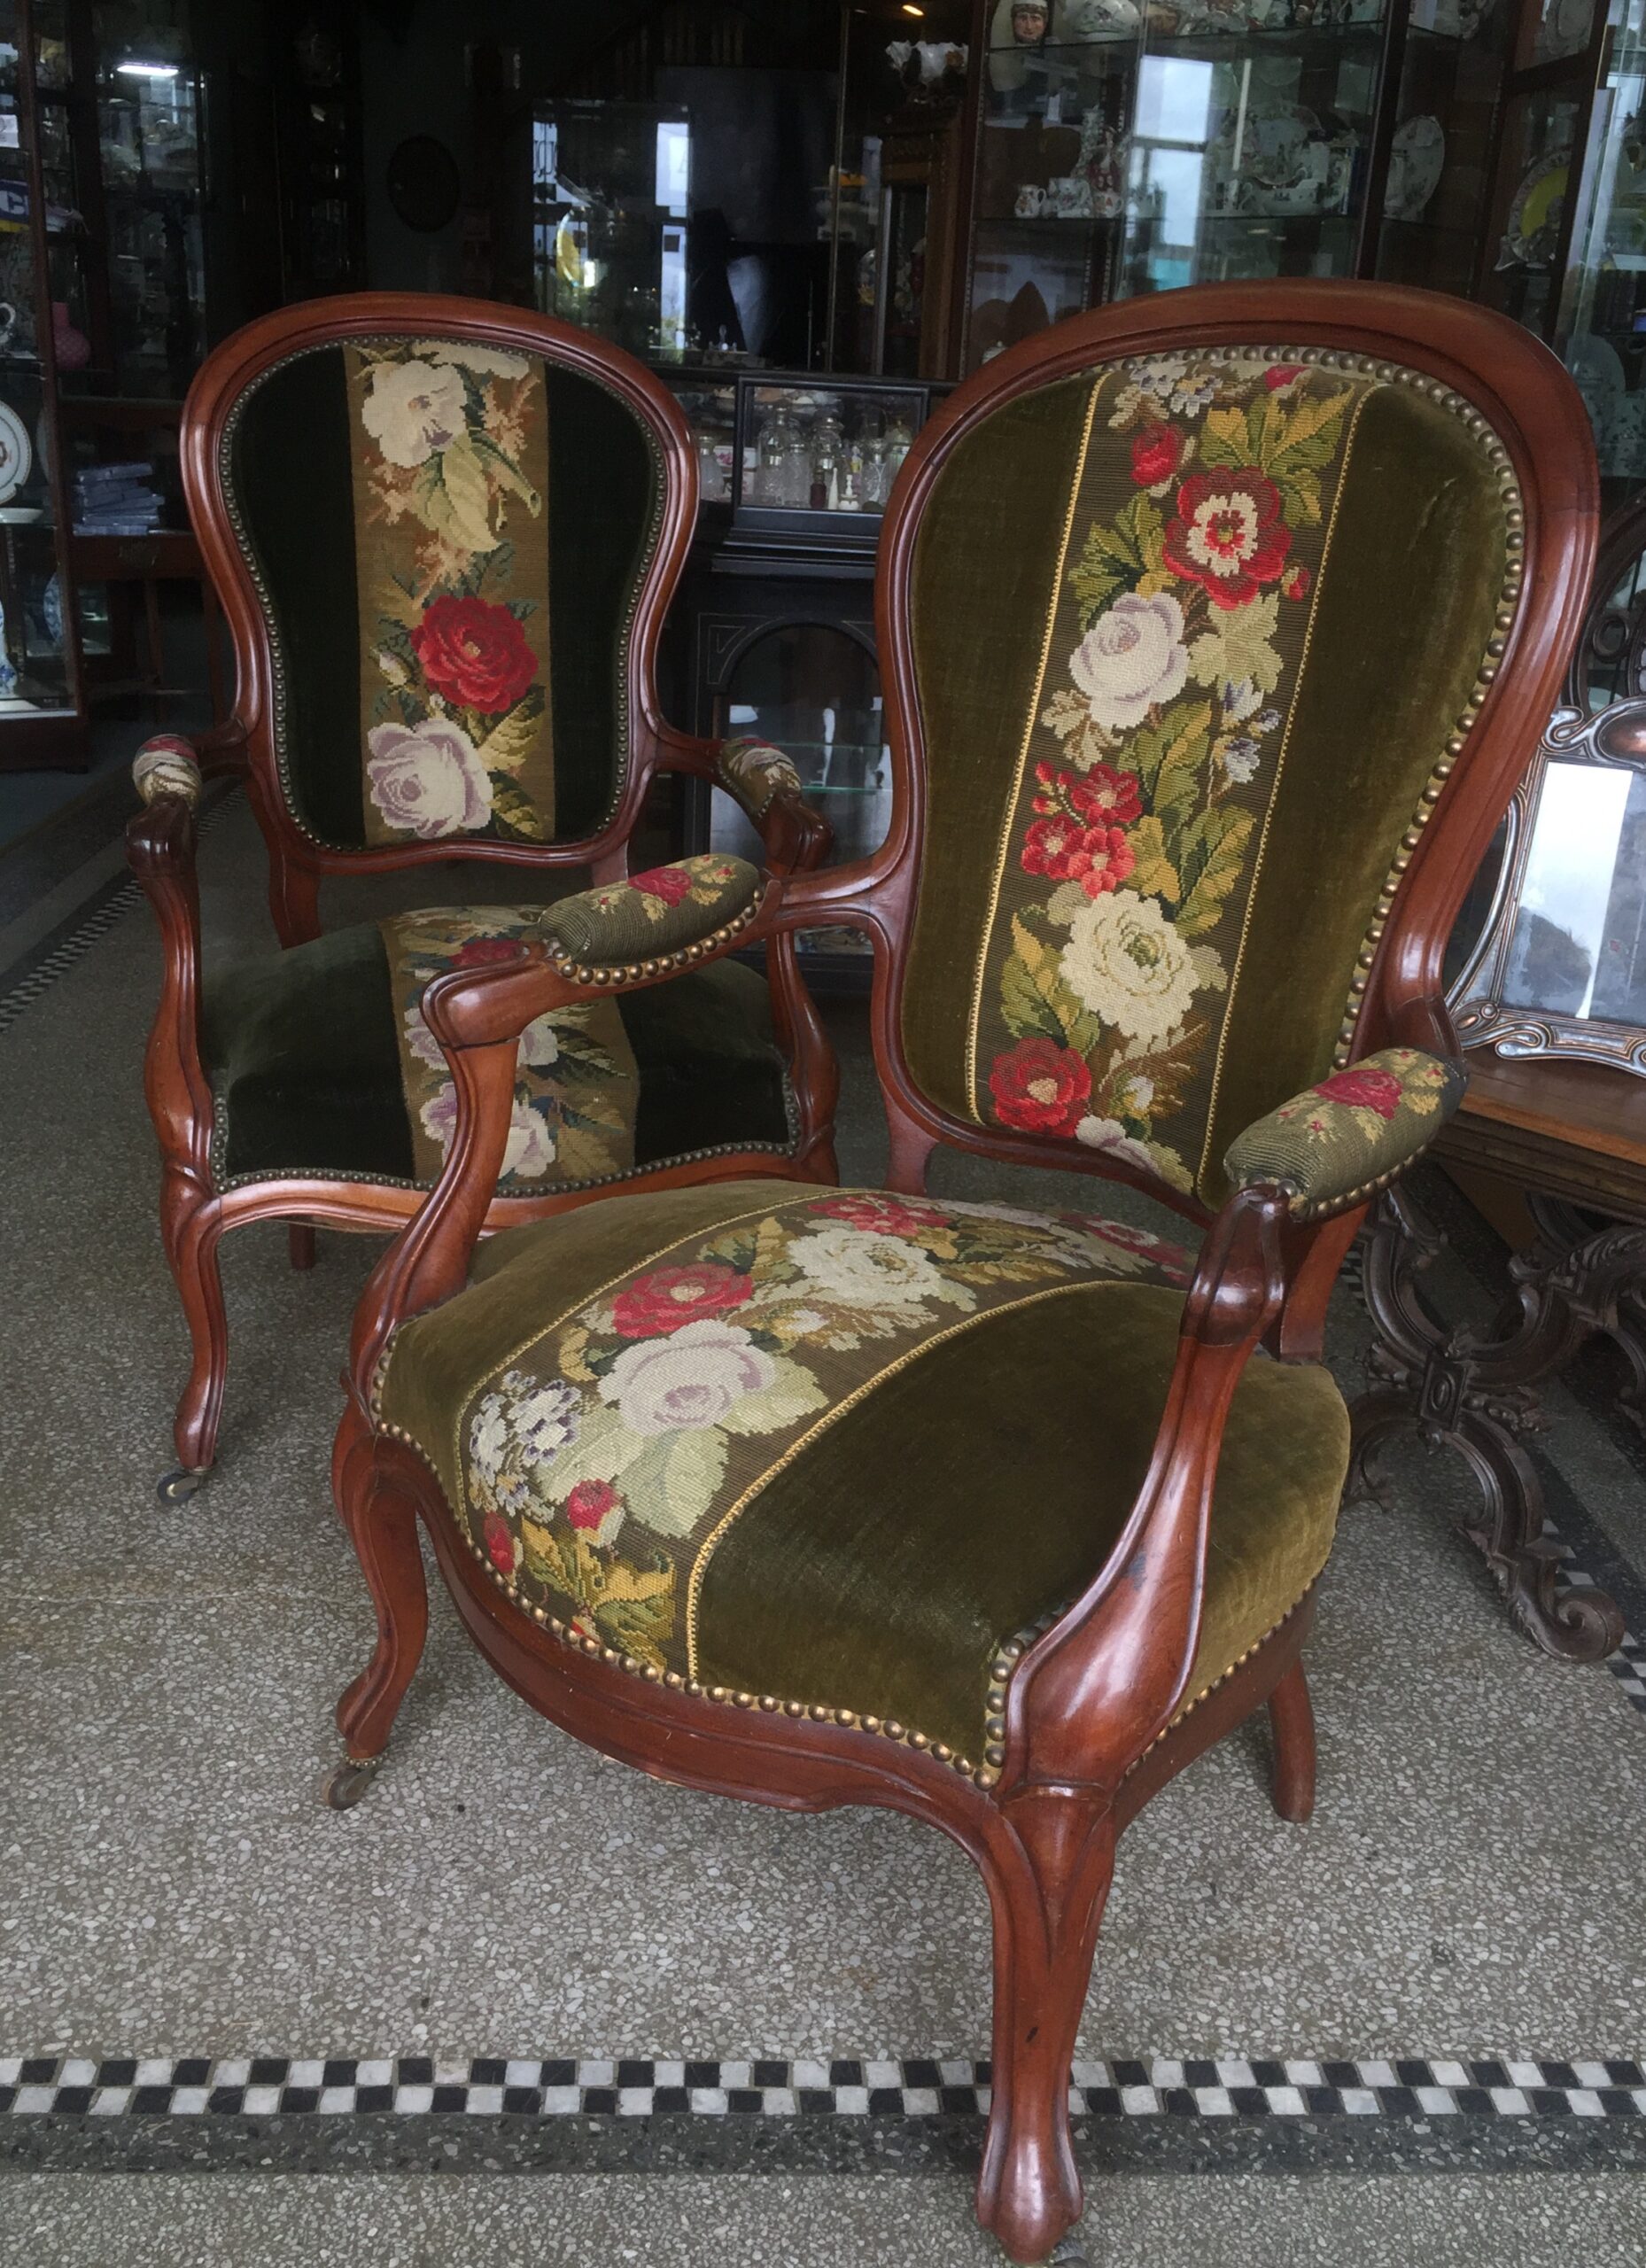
[875,284,1595,1214]
[184,296,691,858]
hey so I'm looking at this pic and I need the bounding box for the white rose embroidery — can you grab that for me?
[366,718,493,839]
[1060,893,1198,1048]
[1069,592,1189,732]
[420,1084,555,1178]
[1075,1115,1161,1175]
[788,1223,970,1312]
[361,357,469,468]
[601,1320,776,1437]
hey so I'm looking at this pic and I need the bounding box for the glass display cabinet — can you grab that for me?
[532,98,694,360]
[1556,0,1646,498]
[0,0,84,764]
[659,369,951,991]
[961,0,1407,370]
[662,366,943,550]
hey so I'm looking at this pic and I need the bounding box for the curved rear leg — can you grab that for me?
[322,1439,430,1809]
[1267,1657,1316,1824]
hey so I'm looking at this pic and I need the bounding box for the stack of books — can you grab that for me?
[73,461,164,534]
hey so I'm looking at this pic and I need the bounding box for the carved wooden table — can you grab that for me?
[1352,1054,1635,1662]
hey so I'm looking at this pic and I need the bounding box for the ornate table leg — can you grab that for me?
[1349,1184,1626,1662]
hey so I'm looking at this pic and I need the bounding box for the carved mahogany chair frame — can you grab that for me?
[324,284,1595,2264]
[128,294,839,1496]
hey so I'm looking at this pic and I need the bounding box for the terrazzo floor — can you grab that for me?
[3,792,1645,2264]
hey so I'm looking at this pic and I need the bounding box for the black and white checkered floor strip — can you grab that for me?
[0,876,139,1037]
[4,2054,1644,2121]
[0,789,236,1037]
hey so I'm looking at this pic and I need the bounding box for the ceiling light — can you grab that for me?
[900,4,926,15]
[118,60,178,77]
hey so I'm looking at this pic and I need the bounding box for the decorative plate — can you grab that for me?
[1503,148,1570,268]
[0,399,32,506]
[1567,334,1626,445]
[1386,114,1445,221]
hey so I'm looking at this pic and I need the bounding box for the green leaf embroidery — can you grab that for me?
[1001,916,1103,1054]
[414,431,497,554]
[471,428,542,517]
[1151,702,1212,827]
[490,776,549,840]
[1127,813,1180,904]
[1176,806,1254,938]
[476,687,547,778]
[595,1577,676,1668]
[621,1429,727,1541]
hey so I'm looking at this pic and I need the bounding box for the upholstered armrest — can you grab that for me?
[715,734,807,823]
[652,726,830,874]
[133,733,204,816]
[1222,1047,1467,1221]
[533,852,764,975]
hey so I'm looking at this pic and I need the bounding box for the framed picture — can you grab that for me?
[1451,701,1646,1075]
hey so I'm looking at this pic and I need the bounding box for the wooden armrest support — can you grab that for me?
[346,874,782,1404]
[998,1183,1292,1808]
[127,750,213,1187]
[1223,1046,1467,1222]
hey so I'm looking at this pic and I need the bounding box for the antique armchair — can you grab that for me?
[318,284,1593,2264]
[127,294,837,1500]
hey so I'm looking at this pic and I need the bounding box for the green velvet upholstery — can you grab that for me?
[539,855,762,965]
[202,925,791,1187]
[225,340,662,851]
[897,350,1509,1209]
[376,1182,1347,1762]
[1223,1047,1467,1219]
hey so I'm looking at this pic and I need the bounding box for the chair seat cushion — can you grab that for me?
[377,1183,1347,1767]
[201,914,793,1189]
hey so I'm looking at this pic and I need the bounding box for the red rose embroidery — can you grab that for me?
[1163,469,1291,611]
[482,1512,517,1575]
[1281,564,1311,601]
[628,865,695,905]
[611,1262,754,1338]
[452,936,521,968]
[1130,423,1184,487]
[989,1038,1092,1137]
[566,1480,623,1532]
[1264,365,1307,391]
[1314,1066,1402,1119]
[411,594,538,713]
[1067,764,1142,828]
[1062,1211,1194,1286]
[1021,816,1136,897]
[811,1193,947,1236]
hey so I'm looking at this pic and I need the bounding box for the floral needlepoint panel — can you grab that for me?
[347,340,555,846]
[972,354,1385,1198]
[380,907,640,1192]
[439,1190,1196,1678]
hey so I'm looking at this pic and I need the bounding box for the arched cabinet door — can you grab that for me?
[703,614,888,993]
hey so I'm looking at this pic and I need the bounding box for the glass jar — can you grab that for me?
[882,413,914,488]
[769,410,813,510]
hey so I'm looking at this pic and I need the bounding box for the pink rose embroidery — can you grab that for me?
[1314,1066,1403,1119]
[366,718,493,839]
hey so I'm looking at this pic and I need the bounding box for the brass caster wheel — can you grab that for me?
[319,1754,382,1811]
[157,1466,208,1506]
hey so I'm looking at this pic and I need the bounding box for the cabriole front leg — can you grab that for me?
[974,1794,1116,2265]
[322,1440,431,1810]
[157,1189,229,1501]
